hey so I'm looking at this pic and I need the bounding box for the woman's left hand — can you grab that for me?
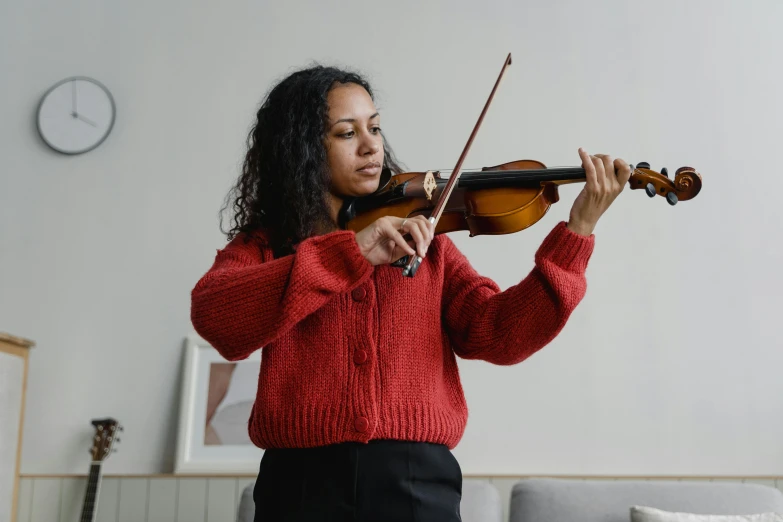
[567,147,632,236]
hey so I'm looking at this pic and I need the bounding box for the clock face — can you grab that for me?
[36,77,116,154]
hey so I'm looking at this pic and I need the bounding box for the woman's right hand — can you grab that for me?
[354,215,435,266]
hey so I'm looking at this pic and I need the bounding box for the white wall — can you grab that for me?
[2,0,782,475]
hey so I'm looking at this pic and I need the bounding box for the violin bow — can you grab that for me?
[402,52,513,277]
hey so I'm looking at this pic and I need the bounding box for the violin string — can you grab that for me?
[438,168,648,175]
[435,165,649,173]
[430,166,655,181]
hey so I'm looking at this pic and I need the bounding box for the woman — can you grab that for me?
[190,64,630,521]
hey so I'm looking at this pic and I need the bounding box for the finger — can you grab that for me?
[413,215,435,242]
[403,216,434,251]
[591,154,605,190]
[416,215,435,241]
[614,158,632,187]
[579,148,598,190]
[597,154,614,187]
[415,218,434,255]
[387,219,416,257]
[404,217,429,258]
[395,231,416,257]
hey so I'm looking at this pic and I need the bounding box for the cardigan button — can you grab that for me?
[354,416,369,433]
[351,287,366,301]
[353,349,368,365]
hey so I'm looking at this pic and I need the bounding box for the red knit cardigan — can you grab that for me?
[190,220,594,450]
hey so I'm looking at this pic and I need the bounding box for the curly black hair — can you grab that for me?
[220,64,404,256]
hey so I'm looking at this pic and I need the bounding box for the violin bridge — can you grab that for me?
[424,171,437,201]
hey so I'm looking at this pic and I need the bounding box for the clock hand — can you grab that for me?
[72,81,77,114]
[76,113,97,127]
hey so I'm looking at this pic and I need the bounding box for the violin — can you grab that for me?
[342,160,701,234]
[341,53,703,277]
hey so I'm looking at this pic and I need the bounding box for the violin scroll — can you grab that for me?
[630,163,702,206]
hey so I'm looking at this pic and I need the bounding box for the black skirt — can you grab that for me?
[252,439,463,522]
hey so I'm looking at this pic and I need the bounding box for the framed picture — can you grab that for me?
[174,334,264,474]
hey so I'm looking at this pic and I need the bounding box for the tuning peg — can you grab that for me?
[637,162,650,169]
[661,167,668,177]
[645,183,656,197]
[666,192,678,205]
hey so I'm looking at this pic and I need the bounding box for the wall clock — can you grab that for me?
[36,76,116,154]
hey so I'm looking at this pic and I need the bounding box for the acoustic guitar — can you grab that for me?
[79,418,122,522]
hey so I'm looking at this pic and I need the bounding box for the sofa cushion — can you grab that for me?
[509,478,783,522]
[631,504,783,521]
[461,479,503,522]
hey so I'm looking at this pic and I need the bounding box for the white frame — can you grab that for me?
[174,334,264,474]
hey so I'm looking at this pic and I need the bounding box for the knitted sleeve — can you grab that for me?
[190,230,373,360]
[440,221,594,365]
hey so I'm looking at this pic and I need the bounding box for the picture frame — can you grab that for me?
[174,334,264,474]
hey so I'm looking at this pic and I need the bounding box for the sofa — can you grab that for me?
[237,477,503,522]
[509,478,783,522]
[237,476,783,521]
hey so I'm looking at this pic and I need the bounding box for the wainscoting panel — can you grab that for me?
[16,475,783,522]
[29,478,59,522]
[147,478,177,522]
[15,477,33,522]
[61,478,87,522]
[117,479,148,522]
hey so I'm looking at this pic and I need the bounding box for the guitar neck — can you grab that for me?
[79,462,103,522]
